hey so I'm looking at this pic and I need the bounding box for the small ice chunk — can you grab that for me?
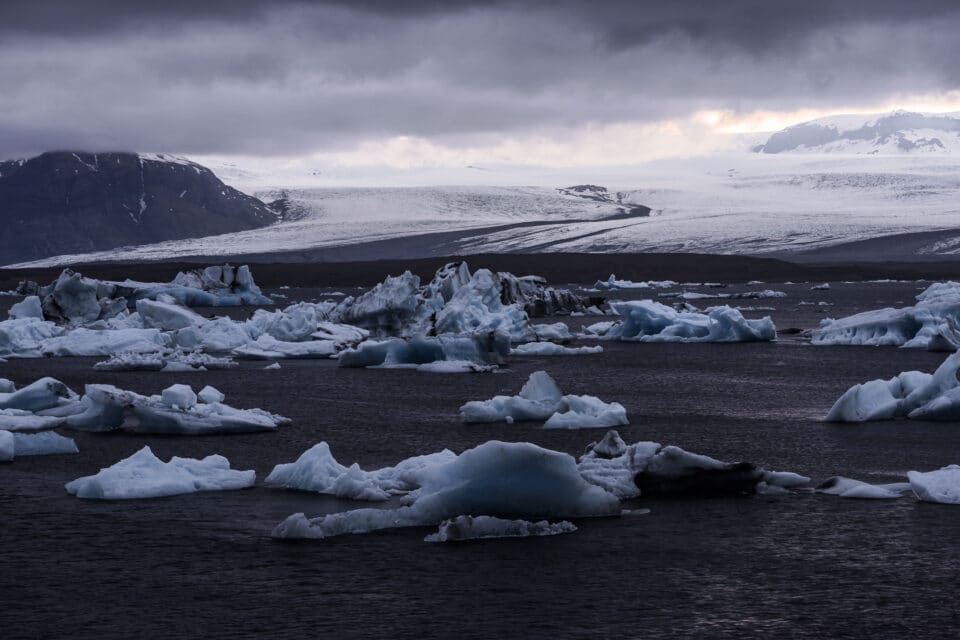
[0,430,13,461]
[424,515,577,542]
[0,379,14,393]
[264,362,281,370]
[12,431,78,456]
[65,446,255,499]
[197,385,225,404]
[160,384,197,410]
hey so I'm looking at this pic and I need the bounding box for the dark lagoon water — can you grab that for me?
[3,280,960,639]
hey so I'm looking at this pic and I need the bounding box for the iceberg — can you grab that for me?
[460,371,628,429]
[8,295,43,320]
[815,476,912,499]
[908,465,960,504]
[93,349,237,372]
[584,301,775,342]
[826,351,960,422]
[0,377,73,412]
[511,343,603,356]
[0,317,64,358]
[273,440,621,539]
[424,516,577,542]
[265,442,457,501]
[339,333,509,369]
[40,327,170,356]
[0,428,75,461]
[26,265,271,325]
[65,446,255,499]
[812,281,960,348]
[595,275,678,290]
[66,383,289,434]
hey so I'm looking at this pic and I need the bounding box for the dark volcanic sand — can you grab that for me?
[2,273,960,638]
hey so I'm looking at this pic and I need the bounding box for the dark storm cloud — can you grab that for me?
[1,0,959,157]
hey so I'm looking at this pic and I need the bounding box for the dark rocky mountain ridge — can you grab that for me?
[0,151,277,265]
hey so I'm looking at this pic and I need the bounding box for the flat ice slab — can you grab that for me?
[424,515,577,542]
[65,446,255,499]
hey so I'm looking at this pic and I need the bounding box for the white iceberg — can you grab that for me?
[2,430,76,460]
[0,377,73,412]
[265,442,457,501]
[339,333,509,369]
[584,301,775,342]
[65,446,255,499]
[511,343,603,356]
[66,383,289,434]
[815,476,911,499]
[826,351,960,422]
[594,275,677,290]
[424,516,577,542]
[460,371,628,429]
[908,465,960,504]
[8,295,43,320]
[813,281,960,348]
[273,440,621,539]
[93,349,237,372]
[40,327,171,357]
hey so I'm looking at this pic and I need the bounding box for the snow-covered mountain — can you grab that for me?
[0,152,277,264]
[11,111,960,267]
[753,111,960,154]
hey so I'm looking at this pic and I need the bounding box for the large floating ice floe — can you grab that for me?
[65,446,255,499]
[273,440,622,539]
[459,371,628,429]
[272,432,809,540]
[826,351,960,422]
[424,516,577,542]
[812,280,960,348]
[583,301,775,342]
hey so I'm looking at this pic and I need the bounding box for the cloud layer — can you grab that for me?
[2,0,959,160]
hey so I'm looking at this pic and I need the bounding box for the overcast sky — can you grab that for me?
[3,0,960,168]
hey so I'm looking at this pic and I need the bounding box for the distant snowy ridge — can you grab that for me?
[753,111,960,154]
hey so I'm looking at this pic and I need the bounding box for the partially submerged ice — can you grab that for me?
[339,333,509,370]
[459,371,628,429]
[66,383,289,434]
[0,431,78,462]
[273,440,621,539]
[908,465,960,505]
[94,349,237,372]
[812,280,960,348]
[577,429,809,499]
[510,342,603,356]
[826,351,960,422]
[265,442,457,501]
[65,446,255,499]
[583,301,775,343]
[424,515,577,542]
[815,476,912,499]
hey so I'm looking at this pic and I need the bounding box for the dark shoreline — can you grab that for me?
[4,252,960,290]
